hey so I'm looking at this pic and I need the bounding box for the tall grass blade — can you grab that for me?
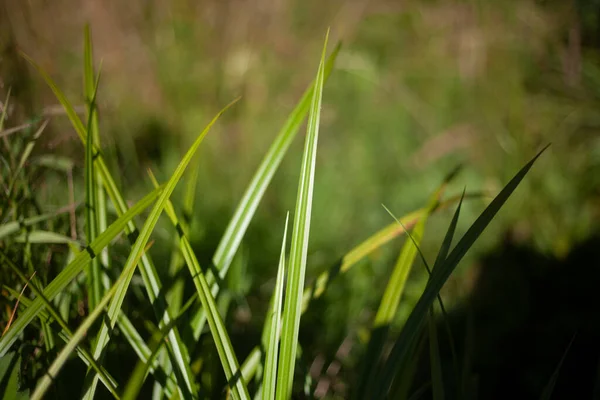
[188,43,341,342]
[428,308,444,400]
[0,185,163,357]
[84,56,102,309]
[539,333,576,400]
[373,145,549,397]
[275,30,329,400]
[82,99,237,399]
[262,213,289,400]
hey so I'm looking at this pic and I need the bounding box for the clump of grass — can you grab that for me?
[0,27,546,400]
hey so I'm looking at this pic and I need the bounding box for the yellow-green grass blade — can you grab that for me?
[1,262,119,397]
[0,184,163,356]
[148,169,251,400]
[83,99,237,400]
[30,242,153,400]
[373,145,550,398]
[188,43,341,343]
[275,30,329,400]
[21,50,199,400]
[84,55,102,309]
[262,213,289,400]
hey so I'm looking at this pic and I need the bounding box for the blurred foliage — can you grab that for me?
[1,0,599,394]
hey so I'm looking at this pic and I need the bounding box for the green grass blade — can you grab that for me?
[275,30,329,400]
[84,54,102,309]
[212,42,340,278]
[186,42,341,344]
[0,259,119,398]
[30,242,152,400]
[0,184,163,357]
[148,169,251,400]
[8,119,49,193]
[262,213,289,400]
[83,98,238,400]
[373,145,549,397]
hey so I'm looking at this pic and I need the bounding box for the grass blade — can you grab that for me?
[428,308,444,400]
[0,184,162,357]
[275,30,329,400]
[84,52,102,309]
[262,213,289,400]
[188,42,341,343]
[539,333,576,400]
[373,145,549,397]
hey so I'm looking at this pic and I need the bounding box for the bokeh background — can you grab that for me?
[1,0,600,397]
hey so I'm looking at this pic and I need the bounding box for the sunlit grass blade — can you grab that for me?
[275,29,329,400]
[83,99,237,399]
[148,168,250,400]
[187,42,341,343]
[0,184,163,357]
[21,48,199,399]
[262,213,289,400]
[30,241,153,400]
[0,258,119,397]
[373,145,549,397]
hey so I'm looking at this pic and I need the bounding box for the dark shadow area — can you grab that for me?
[412,233,600,399]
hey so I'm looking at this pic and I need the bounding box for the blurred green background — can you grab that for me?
[1,0,600,394]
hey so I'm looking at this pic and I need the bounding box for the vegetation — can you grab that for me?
[1,1,599,398]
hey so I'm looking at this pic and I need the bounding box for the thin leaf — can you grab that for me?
[13,230,79,245]
[275,30,329,400]
[428,308,444,400]
[189,42,342,341]
[262,213,289,400]
[539,333,577,400]
[373,145,549,397]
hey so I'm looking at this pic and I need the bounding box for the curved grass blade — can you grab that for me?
[0,184,163,357]
[13,230,79,245]
[373,145,550,398]
[539,333,576,400]
[7,119,49,193]
[21,49,200,400]
[30,242,153,400]
[262,213,289,400]
[148,169,250,400]
[275,30,329,400]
